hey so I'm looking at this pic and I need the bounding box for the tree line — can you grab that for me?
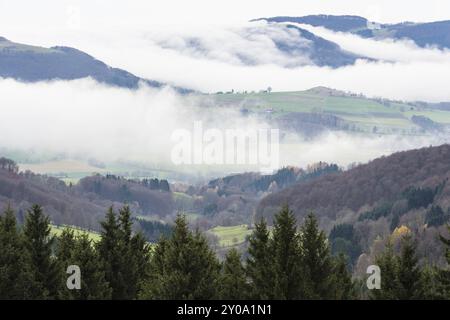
[0,157,19,173]
[0,204,449,300]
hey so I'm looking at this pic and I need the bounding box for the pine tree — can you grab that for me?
[438,226,450,298]
[270,205,301,299]
[116,206,151,298]
[329,253,356,300]
[130,232,152,297]
[140,215,220,299]
[0,206,37,299]
[152,214,192,299]
[56,228,76,262]
[70,234,112,299]
[218,248,249,299]
[246,218,276,299]
[371,240,399,300]
[372,235,425,300]
[139,236,168,299]
[189,231,221,298]
[117,205,139,299]
[55,228,77,299]
[396,235,424,299]
[299,213,333,299]
[420,265,444,300]
[23,204,60,299]
[97,206,126,299]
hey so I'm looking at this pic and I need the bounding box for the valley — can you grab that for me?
[1,5,450,301]
[2,143,450,270]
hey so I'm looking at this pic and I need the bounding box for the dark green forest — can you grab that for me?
[0,204,449,300]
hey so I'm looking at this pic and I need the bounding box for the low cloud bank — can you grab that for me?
[3,20,450,102]
[0,78,447,178]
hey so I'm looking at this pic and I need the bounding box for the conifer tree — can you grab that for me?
[70,234,112,299]
[117,205,139,299]
[23,205,60,299]
[130,232,152,296]
[189,231,221,298]
[371,236,424,300]
[396,235,424,299]
[420,265,443,300]
[299,213,333,299]
[97,207,126,299]
[437,226,450,298]
[140,215,220,299]
[56,228,76,262]
[55,228,77,299]
[270,205,301,299]
[371,240,399,300]
[117,206,151,298]
[139,236,168,299]
[246,218,276,299]
[0,206,37,299]
[329,253,356,300]
[218,248,249,299]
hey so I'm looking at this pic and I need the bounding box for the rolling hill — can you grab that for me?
[0,36,190,92]
[258,15,450,49]
[206,87,450,135]
[283,24,366,67]
[262,24,365,67]
[257,144,450,226]
[255,144,450,269]
[0,165,174,230]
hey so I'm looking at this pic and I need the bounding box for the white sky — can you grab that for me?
[1,0,450,33]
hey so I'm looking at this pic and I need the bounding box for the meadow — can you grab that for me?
[207,224,252,247]
[50,224,102,242]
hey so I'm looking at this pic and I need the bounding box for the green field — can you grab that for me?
[50,224,159,249]
[208,88,450,133]
[208,225,252,247]
[7,87,450,184]
[173,192,195,210]
[50,224,102,242]
[211,90,401,115]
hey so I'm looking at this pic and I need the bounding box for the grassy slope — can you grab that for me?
[209,89,450,131]
[51,224,157,249]
[208,225,252,247]
[9,88,450,184]
[50,224,102,242]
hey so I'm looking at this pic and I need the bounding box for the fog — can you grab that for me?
[2,5,450,177]
[0,78,447,178]
[2,0,450,28]
[2,8,450,101]
[125,21,450,102]
[5,19,448,102]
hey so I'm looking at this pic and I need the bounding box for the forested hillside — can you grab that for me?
[0,159,174,229]
[257,144,450,271]
[0,36,191,93]
[3,145,450,275]
[257,144,450,221]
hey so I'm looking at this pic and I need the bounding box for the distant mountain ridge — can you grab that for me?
[279,24,364,67]
[257,15,450,49]
[253,15,369,32]
[0,37,191,92]
[157,23,366,68]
